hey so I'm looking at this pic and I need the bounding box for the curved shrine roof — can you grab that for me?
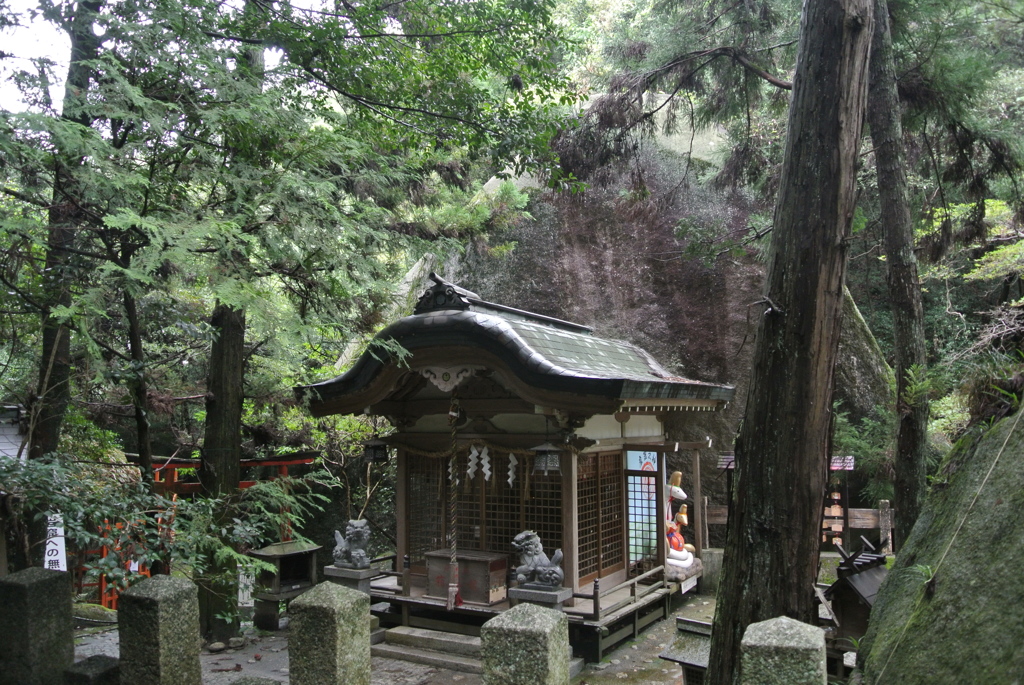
[298,275,734,417]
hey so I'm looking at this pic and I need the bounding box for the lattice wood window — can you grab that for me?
[407,456,445,566]
[524,466,563,559]
[626,472,659,570]
[577,451,625,584]
[485,452,523,552]
[407,451,564,567]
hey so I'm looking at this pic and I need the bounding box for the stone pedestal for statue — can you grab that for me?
[324,565,377,595]
[508,586,573,611]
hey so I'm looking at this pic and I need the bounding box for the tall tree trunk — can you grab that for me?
[27,1,103,462]
[198,302,246,640]
[706,0,874,681]
[867,0,928,550]
[199,303,246,497]
[123,290,153,481]
[195,26,264,638]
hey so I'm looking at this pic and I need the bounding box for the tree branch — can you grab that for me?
[2,187,50,209]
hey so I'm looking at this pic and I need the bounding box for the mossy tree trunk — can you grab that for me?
[706,0,874,681]
[867,0,929,550]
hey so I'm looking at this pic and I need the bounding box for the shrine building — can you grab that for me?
[297,274,734,661]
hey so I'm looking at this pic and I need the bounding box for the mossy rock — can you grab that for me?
[859,415,1024,683]
[73,602,117,622]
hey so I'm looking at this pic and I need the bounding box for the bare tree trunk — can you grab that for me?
[706,0,874,680]
[867,0,928,550]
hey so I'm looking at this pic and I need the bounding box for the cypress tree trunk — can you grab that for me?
[198,302,246,641]
[199,303,246,497]
[867,0,929,550]
[196,26,264,639]
[706,0,874,680]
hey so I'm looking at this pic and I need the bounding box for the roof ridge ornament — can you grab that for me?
[414,273,480,314]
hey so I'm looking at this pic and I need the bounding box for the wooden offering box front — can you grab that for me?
[424,550,508,606]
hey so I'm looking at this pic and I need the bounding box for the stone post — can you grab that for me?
[699,548,724,595]
[0,567,73,685]
[481,603,570,685]
[63,655,120,685]
[118,575,202,685]
[289,581,370,685]
[740,616,827,685]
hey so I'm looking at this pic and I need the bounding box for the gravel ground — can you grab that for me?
[74,593,718,684]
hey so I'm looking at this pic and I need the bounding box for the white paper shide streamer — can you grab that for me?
[480,446,491,481]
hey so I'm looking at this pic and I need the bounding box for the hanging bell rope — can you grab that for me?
[446,394,462,610]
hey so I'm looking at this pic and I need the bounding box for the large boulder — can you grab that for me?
[859,413,1024,683]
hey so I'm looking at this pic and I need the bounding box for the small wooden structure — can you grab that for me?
[297,275,734,660]
[249,540,322,630]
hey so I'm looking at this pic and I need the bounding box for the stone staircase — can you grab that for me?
[371,626,484,673]
[371,625,586,677]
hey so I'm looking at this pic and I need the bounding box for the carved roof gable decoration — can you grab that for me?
[421,366,482,392]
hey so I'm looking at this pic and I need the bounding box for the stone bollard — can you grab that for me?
[481,603,571,685]
[118,575,202,685]
[740,616,827,685]
[63,655,120,685]
[289,581,370,685]
[0,567,73,685]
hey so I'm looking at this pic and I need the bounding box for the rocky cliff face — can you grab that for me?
[456,153,891,510]
[859,413,1024,683]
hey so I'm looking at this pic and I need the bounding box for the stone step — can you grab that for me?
[383,625,482,656]
[371,642,484,674]
[676,616,713,636]
[373,625,584,679]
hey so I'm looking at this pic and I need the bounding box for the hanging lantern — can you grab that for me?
[361,437,389,464]
[531,442,563,476]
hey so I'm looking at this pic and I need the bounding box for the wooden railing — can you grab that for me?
[572,565,667,621]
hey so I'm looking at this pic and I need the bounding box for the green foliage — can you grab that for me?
[0,0,576,482]
[0,453,328,591]
[832,405,897,505]
[903,364,932,409]
[929,392,970,440]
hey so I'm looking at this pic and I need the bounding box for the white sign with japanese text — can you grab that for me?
[44,513,67,572]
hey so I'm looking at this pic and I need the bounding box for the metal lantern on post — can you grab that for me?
[530,442,563,476]
[361,436,389,465]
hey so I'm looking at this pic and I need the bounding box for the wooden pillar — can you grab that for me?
[395,447,408,592]
[879,500,893,554]
[562,449,579,598]
[692,448,704,557]
[655,450,666,571]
